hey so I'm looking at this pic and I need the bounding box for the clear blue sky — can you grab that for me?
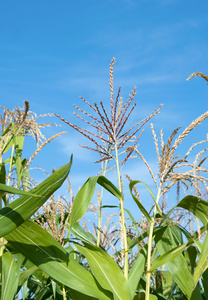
[1,1,208,212]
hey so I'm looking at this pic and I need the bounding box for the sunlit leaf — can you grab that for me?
[77,243,131,300]
[5,219,111,300]
[69,175,122,229]
[0,158,72,237]
[1,251,19,300]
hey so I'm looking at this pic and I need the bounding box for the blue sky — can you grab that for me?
[1,0,208,214]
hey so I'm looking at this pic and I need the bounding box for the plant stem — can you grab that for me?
[114,142,128,279]
[145,183,162,300]
[97,160,108,247]
[62,284,67,300]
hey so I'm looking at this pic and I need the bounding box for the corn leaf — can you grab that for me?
[155,226,200,299]
[0,157,72,237]
[129,181,152,221]
[5,219,112,300]
[69,175,122,229]
[0,183,42,197]
[77,243,131,300]
[149,243,187,272]
[1,251,19,300]
[194,230,208,287]
[128,244,148,299]
[70,222,96,245]
[14,128,25,186]
[177,195,208,226]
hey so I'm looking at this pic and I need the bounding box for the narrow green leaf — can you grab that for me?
[128,226,165,250]
[70,222,96,245]
[14,128,25,186]
[0,162,6,200]
[77,243,131,300]
[0,158,72,237]
[5,220,111,300]
[129,181,151,221]
[130,181,162,217]
[1,251,19,300]
[149,243,187,272]
[128,244,147,299]
[69,175,122,229]
[0,183,42,197]
[21,158,30,191]
[0,122,15,153]
[124,208,140,235]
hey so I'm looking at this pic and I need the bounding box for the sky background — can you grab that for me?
[0,0,208,216]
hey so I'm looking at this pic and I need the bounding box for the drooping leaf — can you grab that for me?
[5,219,111,300]
[124,208,141,235]
[77,243,131,300]
[177,195,208,226]
[0,158,72,237]
[129,181,152,221]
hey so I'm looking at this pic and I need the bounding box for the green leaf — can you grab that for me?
[5,219,111,300]
[185,245,197,274]
[124,208,140,235]
[69,175,122,229]
[21,158,30,191]
[0,183,42,197]
[71,222,96,245]
[19,265,39,286]
[155,226,196,299]
[1,251,19,300]
[128,226,165,250]
[14,128,25,186]
[129,181,152,221]
[201,268,208,299]
[133,292,158,300]
[0,162,6,201]
[128,244,147,299]
[77,243,131,300]
[0,158,72,237]
[194,230,208,287]
[149,243,187,272]
[160,271,172,298]
[0,122,15,154]
[177,195,208,226]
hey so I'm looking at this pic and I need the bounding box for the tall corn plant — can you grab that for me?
[55,58,162,278]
